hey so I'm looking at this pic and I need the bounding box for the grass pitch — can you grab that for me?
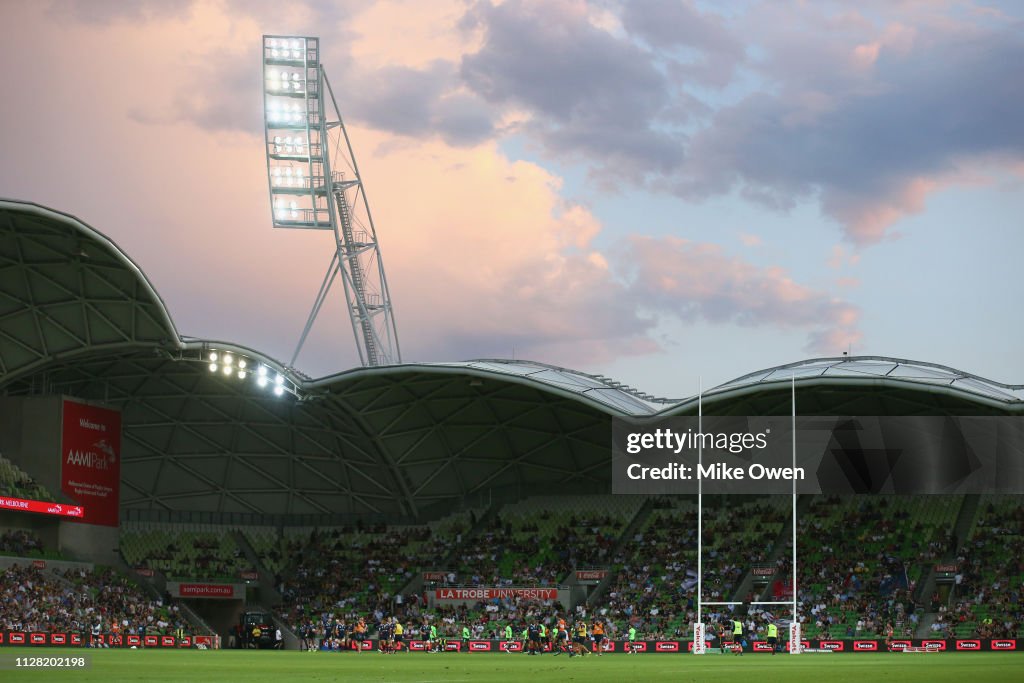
[0,648,1021,683]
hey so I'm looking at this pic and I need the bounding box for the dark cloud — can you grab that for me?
[678,17,1024,241]
[460,0,687,178]
[620,0,744,86]
[346,62,495,147]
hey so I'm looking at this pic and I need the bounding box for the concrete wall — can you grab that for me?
[59,521,121,565]
[0,396,63,496]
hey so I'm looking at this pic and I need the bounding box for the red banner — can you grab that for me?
[32,559,46,569]
[575,570,607,582]
[819,640,845,651]
[991,640,1016,650]
[61,400,121,526]
[239,570,259,581]
[136,567,154,577]
[0,495,85,519]
[854,640,878,651]
[423,571,447,581]
[956,640,981,650]
[434,587,558,601]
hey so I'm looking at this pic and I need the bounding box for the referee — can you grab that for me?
[766,621,778,655]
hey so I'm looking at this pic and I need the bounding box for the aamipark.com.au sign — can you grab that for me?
[612,416,1024,495]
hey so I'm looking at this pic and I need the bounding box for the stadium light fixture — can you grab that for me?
[261,34,401,368]
[189,349,303,399]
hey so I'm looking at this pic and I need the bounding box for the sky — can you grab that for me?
[1,0,1022,398]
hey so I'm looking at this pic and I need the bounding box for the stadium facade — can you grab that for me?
[1,197,1023,533]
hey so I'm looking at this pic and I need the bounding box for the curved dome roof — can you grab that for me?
[0,199,180,385]
[706,356,1024,406]
[1,199,1021,519]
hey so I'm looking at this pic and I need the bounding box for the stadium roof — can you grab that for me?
[1,199,1021,519]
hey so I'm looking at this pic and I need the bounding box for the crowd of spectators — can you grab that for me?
[947,500,1023,638]
[0,529,45,556]
[279,519,467,627]
[0,564,189,636]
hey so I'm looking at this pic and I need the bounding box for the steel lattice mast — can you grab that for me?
[261,35,401,367]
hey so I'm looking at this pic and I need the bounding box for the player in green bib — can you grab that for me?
[732,620,744,656]
[461,625,470,652]
[628,625,637,654]
[428,624,438,653]
[766,622,778,655]
[504,624,514,653]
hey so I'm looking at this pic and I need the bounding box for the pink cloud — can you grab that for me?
[738,233,763,247]
[624,236,862,355]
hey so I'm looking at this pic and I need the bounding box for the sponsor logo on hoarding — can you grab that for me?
[854,641,878,651]
[0,495,85,519]
[575,570,607,581]
[435,587,558,601]
[50,633,66,645]
[753,641,773,652]
[178,583,236,598]
[819,640,844,651]
[655,641,679,652]
[922,640,946,651]
[469,641,491,651]
[30,633,46,644]
[991,640,1016,650]
[692,623,705,655]
[61,400,121,526]
[956,640,980,650]
[422,571,447,581]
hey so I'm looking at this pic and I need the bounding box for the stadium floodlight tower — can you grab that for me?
[261,35,401,367]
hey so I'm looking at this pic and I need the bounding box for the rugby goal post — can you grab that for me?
[693,377,802,655]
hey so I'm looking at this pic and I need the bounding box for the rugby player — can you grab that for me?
[504,623,514,653]
[394,619,404,652]
[591,619,605,656]
[572,620,590,657]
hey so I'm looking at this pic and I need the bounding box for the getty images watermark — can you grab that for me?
[612,416,1024,495]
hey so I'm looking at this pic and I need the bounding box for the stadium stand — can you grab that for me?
[0,454,57,503]
[0,563,189,635]
[949,495,1023,639]
[279,510,479,629]
[0,529,46,557]
[119,522,255,581]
